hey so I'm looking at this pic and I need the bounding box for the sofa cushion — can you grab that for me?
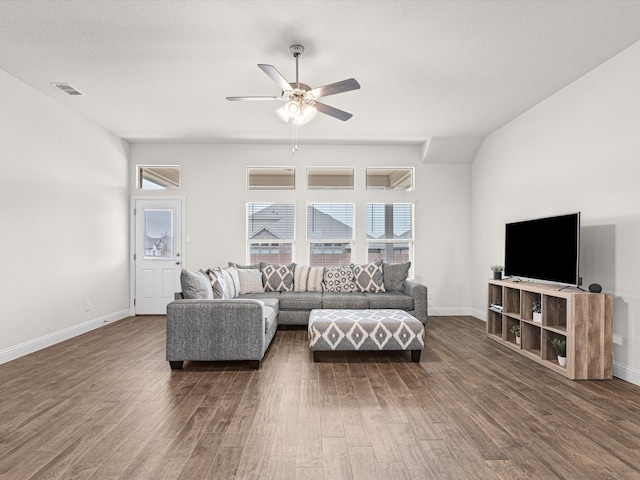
[261,263,295,292]
[364,292,414,310]
[180,269,214,299]
[353,260,385,293]
[322,292,369,309]
[263,305,278,334]
[294,265,325,292]
[279,292,323,310]
[383,262,411,292]
[237,268,264,294]
[322,265,357,293]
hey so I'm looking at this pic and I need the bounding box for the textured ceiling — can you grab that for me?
[1,0,640,159]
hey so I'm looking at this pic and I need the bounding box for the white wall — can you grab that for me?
[471,41,640,383]
[0,69,130,360]
[131,143,472,314]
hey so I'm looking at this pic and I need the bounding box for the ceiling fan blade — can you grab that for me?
[226,96,282,101]
[313,101,353,121]
[258,64,292,92]
[310,78,360,98]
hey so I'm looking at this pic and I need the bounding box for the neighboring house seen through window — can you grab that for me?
[247,203,295,264]
[307,203,354,267]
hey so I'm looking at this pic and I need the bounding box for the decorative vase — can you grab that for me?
[533,312,542,323]
[557,356,567,367]
[515,336,521,346]
[493,271,502,280]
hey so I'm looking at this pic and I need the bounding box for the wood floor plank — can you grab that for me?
[347,446,381,480]
[322,437,353,480]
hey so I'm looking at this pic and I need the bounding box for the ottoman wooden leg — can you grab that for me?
[313,351,321,363]
[169,361,184,370]
[411,350,421,362]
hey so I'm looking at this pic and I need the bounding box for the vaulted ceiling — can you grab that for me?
[2,1,640,163]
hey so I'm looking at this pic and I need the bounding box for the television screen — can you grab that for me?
[504,213,580,287]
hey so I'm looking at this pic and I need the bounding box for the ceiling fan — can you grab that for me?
[226,44,360,127]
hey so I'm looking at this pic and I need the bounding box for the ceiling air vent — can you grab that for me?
[51,83,85,96]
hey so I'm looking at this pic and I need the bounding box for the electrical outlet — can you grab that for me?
[85,301,91,312]
[612,333,623,345]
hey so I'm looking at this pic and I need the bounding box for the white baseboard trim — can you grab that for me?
[0,309,130,365]
[428,307,475,317]
[613,361,640,387]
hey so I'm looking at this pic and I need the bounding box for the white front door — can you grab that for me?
[134,198,183,314]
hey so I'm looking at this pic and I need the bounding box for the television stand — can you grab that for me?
[486,279,612,380]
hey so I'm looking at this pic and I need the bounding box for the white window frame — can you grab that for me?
[306,202,355,267]
[365,203,414,276]
[246,202,296,264]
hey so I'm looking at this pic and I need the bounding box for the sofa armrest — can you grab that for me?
[166,299,267,363]
[403,280,428,324]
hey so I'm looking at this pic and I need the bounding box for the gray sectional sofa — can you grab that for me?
[166,262,427,369]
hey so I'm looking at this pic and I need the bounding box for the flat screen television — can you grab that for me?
[504,212,581,287]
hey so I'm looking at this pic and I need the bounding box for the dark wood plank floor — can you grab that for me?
[1,315,640,479]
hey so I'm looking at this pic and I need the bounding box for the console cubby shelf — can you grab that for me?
[486,279,613,380]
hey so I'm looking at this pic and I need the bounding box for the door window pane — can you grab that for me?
[144,209,174,258]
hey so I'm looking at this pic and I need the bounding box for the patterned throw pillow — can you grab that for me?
[382,261,411,292]
[208,267,240,299]
[261,263,295,292]
[237,268,264,294]
[206,270,224,299]
[353,260,386,293]
[294,265,325,292]
[322,265,358,293]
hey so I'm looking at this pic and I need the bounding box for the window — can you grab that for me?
[307,203,354,266]
[247,167,295,190]
[366,203,413,270]
[138,166,180,189]
[366,167,413,190]
[307,168,354,189]
[247,203,295,264]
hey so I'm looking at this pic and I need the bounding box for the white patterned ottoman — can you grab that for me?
[308,309,424,362]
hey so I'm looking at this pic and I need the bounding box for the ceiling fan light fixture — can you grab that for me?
[276,107,290,122]
[285,100,301,116]
[302,104,317,121]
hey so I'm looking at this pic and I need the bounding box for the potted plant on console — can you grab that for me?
[491,265,504,280]
[509,324,521,346]
[551,337,567,367]
[532,301,542,323]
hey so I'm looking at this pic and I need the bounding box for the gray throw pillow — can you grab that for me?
[261,263,295,292]
[382,262,411,292]
[228,262,261,270]
[180,269,214,299]
[353,260,385,293]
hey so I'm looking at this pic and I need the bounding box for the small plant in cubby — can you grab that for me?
[551,337,567,367]
[509,324,521,346]
[532,301,542,323]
